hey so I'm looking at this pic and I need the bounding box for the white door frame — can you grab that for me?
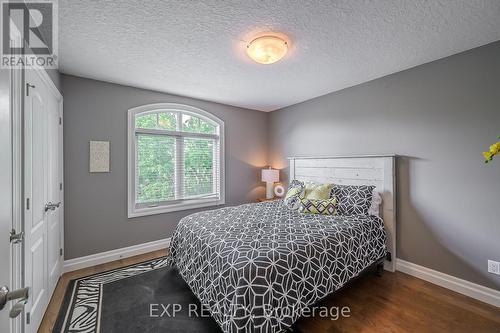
[11,65,24,333]
[3,25,25,333]
[0,68,14,333]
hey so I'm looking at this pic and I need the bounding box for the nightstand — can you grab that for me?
[257,197,281,202]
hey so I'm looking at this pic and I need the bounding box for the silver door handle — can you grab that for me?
[7,287,29,319]
[44,201,61,212]
[9,300,26,318]
[0,286,29,313]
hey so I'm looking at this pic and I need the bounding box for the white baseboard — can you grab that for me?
[396,259,500,308]
[63,238,171,273]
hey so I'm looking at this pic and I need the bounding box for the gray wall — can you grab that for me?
[62,75,268,259]
[269,41,500,290]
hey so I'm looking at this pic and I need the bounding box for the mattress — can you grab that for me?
[170,200,386,332]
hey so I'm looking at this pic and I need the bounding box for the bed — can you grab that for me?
[170,155,396,333]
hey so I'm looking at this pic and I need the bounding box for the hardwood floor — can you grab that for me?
[293,269,500,333]
[39,251,500,333]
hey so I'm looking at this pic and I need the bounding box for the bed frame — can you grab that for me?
[288,155,396,272]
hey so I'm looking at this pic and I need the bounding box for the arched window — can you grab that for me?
[127,103,224,217]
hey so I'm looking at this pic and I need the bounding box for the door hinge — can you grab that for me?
[60,183,63,190]
[26,198,30,210]
[59,248,63,256]
[9,229,24,244]
[26,83,35,96]
[26,312,30,324]
[59,117,62,125]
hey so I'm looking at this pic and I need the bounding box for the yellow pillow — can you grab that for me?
[304,183,334,200]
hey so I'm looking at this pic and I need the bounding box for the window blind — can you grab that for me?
[134,110,221,208]
[182,137,220,199]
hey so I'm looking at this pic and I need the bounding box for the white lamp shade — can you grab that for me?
[261,168,279,183]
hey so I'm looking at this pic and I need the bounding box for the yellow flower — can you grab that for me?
[489,142,500,155]
[483,151,493,161]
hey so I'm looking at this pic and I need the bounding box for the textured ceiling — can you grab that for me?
[59,1,500,111]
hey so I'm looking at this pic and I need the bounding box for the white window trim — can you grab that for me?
[127,103,225,218]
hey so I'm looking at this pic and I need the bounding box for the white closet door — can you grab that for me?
[47,81,63,295]
[24,69,63,333]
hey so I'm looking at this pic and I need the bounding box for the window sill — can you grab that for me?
[128,198,225,218]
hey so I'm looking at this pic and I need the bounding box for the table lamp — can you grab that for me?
[261,167,279,199]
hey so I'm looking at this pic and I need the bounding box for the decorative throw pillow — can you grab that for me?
[283,180,305,210]
[298,197,337,215]
[331,185,375,216]
[303,182,334,200]
[368,190,382,216]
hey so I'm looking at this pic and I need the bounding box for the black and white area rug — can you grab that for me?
[53,256,222,333]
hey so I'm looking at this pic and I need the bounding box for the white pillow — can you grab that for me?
[368,190,382,216]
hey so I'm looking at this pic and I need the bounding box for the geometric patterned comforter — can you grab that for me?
[170,200,386,333]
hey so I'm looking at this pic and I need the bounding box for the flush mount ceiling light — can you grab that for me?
[246,35,288,65]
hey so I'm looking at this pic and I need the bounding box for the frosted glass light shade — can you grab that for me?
[247,35,288,64]
[262,168,279,183]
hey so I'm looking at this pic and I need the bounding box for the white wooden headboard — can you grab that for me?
[288,155,396,272]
